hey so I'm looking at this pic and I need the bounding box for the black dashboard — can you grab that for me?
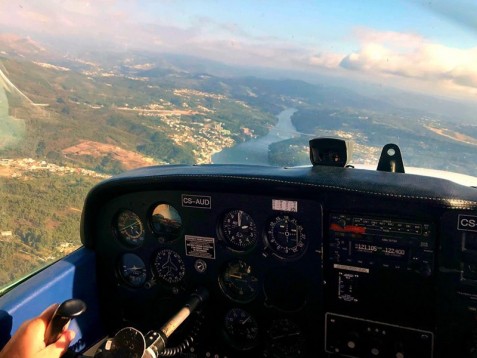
[81,164,477,357]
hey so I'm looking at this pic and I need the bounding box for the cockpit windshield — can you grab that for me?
[0,0,476,291]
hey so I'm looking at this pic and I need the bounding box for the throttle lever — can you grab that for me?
[45,299,87,345]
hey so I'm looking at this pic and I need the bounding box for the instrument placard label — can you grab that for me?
[182,194,211,209]
[185,235,215,259]
[458,214,477,232]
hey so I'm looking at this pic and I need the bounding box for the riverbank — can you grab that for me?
[212,108,298,165]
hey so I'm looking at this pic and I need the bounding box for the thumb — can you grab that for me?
[40,330,76,358]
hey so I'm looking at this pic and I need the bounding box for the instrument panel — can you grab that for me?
[82,165,477,357]
[94,190,323,356]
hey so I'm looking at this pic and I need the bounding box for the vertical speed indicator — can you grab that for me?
[266,215,307,259]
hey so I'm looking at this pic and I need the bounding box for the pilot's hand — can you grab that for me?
[0,303,76,358]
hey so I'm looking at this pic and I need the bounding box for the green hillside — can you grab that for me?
[0,172,98,289]
[0,57,276,172]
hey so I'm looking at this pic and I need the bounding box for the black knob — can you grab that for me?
[45,299,87,345]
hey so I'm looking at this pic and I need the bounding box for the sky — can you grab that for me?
[1,0,477,99]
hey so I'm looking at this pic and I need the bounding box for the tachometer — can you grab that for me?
[115,210,145,247]
[266,215,307,259]
[153,249,186,284]
[221,209,257,251]
[219,259,259,303]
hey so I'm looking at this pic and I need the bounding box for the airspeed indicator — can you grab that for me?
[115,210,145,247]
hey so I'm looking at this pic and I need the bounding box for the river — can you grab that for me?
[212,108,299,165]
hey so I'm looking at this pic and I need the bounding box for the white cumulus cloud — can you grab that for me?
[339,28,477,94]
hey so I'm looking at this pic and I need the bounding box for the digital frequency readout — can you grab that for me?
[352,242,407,260]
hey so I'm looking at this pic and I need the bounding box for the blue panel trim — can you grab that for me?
[0,247,104,352]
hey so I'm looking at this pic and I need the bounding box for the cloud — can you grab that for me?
[0,1,309,65]
[1,2,476,97]
[308,53,343,69]
[337,28,477,95]
[0,1,138,38]
[354,28,424,50]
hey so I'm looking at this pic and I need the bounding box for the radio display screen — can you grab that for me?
[351,242,408,261]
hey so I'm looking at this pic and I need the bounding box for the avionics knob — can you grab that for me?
[371,347,381,356]
[338,219,347,228]
[369,338,384,356]
[345,331,359,351]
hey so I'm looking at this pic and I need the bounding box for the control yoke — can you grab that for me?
[94,287,209,358]
[45,298,87,346]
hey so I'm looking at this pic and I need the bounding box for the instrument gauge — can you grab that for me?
[118,253,147,288]
[266,215,307,259]
[265,319,305,358]
[221,209,258,251]
[224,308,259,350]
[219,259,259,303]
[153,249,186,284]
[115,210,145,247]
[151,204,183,242]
